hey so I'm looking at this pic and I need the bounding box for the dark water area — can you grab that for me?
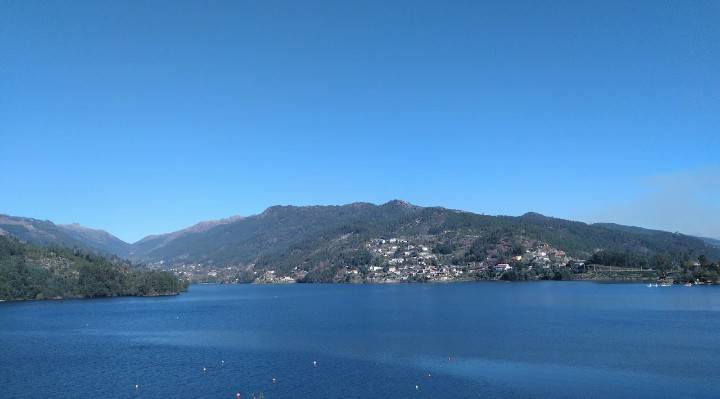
[1,282,719,398]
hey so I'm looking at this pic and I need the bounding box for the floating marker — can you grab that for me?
[135,384,139,390]
[313,360,317,367]
[416,385,420,390]
[203,367,207,372]
[236,393,241,399]
[272,377,276,384]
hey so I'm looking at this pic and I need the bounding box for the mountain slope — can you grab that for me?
[133,201,413,264]
[3,202,718,282]
[0,235,186,300]
[127,201,720,274]
[701,236,720,248]
[0,215,131,257]
[129,215,243,259]
[58,223,132,257]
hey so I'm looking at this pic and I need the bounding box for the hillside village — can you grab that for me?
[359,237,577,282]
[162,235,582,284]
[4,200,719,285]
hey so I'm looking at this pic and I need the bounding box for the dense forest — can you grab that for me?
[0,235,187,301]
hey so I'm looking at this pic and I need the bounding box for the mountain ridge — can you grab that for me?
[0,214,131,257]
[129,215,244,259]
[2,202,718,275]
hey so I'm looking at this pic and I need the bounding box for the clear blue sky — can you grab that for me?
[1,0,718,242]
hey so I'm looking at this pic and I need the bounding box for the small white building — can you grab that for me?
[494,263,512,271]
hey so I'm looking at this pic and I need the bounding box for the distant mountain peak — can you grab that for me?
[259,205,287,216]
[521,212,547,218]
[58,223,122,240]
[0,214,130,256]
[183,215,244,233]
[0,214,40,225]
[383,199,415,208]
[60,222,102,232]
[132,214,245,252]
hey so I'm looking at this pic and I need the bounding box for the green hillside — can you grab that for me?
[0,215,131,257]
[126,201,720,280]
[3,201,718,284]
[0,235,187,301]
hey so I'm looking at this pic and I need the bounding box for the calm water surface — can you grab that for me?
[1,282,719,398]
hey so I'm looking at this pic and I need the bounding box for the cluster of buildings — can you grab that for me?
[367,238,435,264]
[163,262,243,283]
[254,270,296,284]
[490,243,575,271]
[354,238,578,282]
[352,237,463,281]
[157,237,580,284]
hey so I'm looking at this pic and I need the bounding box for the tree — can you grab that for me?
[698,255,710,268]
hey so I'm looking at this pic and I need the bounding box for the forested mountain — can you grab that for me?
[125,201,720,275]
[0,215,131,257]
[129,215,244,260]
[0,235,187,301]
[58,223,132,257]
[133,201,421,265]
[701,237,720,248]
[2,201,719,283]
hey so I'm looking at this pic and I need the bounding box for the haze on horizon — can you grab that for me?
[1,1,718,242]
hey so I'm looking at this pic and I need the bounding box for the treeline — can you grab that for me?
[589,251,670,270]
[0,236,187,301]
[589,250,720,283]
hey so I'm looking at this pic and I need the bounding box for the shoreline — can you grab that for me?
[202,278,713,286]
[4,280,712,302]
[0,291,183,303]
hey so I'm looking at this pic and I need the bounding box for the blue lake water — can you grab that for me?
[1,282,719,398]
